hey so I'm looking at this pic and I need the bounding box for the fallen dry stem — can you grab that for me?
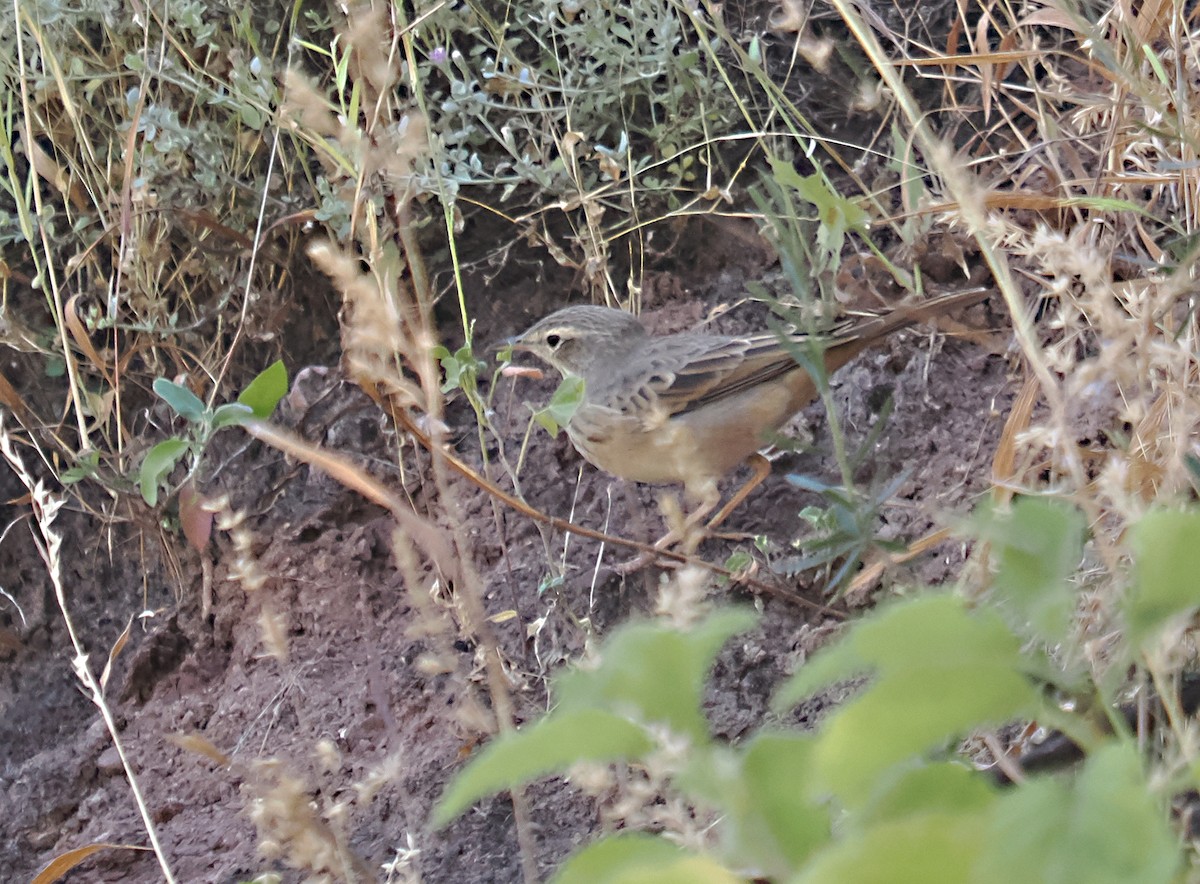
[385,404,845,618]
[242,419,460,586]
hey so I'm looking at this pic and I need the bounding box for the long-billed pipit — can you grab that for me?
[508,288,988,553]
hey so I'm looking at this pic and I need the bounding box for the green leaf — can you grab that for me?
[534,376,585,436]
[436,344,484,394]
[210,403,255,430]
[432,709,653,827]
[974,498,1085,641]
[858,762,996,827]
[891,123,929,243]
[685,733,828,876]
[61,450,101,485]
[815,669,1035,807]
[797,811,987,884]
[1125,508,1200,648]
[551,834,739,884]
[767,155,808,191]
[722,550,753,575]
[237,359,288,418]
[152,378,206,422]
[554,609,758,744]
[775,596,1039,805]
[741,734,829,868]
[139,438,189,506]
[974,742,1180,884]
[767,158,867,260]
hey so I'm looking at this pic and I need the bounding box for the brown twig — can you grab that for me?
[378,400,844,618]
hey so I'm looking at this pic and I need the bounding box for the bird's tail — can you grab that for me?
[822,285,992,372]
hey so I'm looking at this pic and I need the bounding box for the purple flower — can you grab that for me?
[429,47,448,65]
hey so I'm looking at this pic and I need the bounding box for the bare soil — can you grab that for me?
[0,223,1012,882]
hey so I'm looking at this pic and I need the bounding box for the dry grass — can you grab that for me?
[912,2,1198,604]
[6,0,1200,878]
[832,0,1200,783]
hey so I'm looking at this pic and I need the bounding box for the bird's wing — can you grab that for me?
[607,288,989,423]
[628,332,810,419]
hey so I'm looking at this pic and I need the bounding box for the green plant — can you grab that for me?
[772,462,910,594]
[138,359,288,507]
[398,0,747,303]
[433,499,1196,882]
[750,159,874,311]
[0,0,320,514]
[410,0,736,210]
[735,157,915,593]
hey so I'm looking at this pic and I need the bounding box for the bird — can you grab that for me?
[507,288,989,553]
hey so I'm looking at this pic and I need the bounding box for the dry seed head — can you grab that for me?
[215,497,268,593]
[246,763,341,874]
[258,603,289,663]
[568,761,616,796]
[307,240,423,407]
[354,754,403,804]
[346,7,399,96]
[370,113,428,190]
[315,738,342,775]
[280,70,341,140]
[654,565,710,627]
[455,692,496,735]
[1006,221,1200,511]
[325,798,351,828]
[415,652,454,676]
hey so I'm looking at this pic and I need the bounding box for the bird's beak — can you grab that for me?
[494,334,545,380]
[496,334,530,353]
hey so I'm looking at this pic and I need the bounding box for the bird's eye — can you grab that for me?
[545,333,562,349]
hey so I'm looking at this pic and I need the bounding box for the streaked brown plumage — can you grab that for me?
[510,288,988,536]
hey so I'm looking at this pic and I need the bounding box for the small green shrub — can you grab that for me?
[138,359,287,507]
[434,500,1197,882]
[409,0,738,212]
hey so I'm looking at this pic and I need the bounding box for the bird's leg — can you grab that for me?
[615,458,774,572]
[705,453,771,531]
[661,488,720,552]
[614,485,719,574]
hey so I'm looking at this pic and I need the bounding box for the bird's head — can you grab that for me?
[506,306,647,379]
